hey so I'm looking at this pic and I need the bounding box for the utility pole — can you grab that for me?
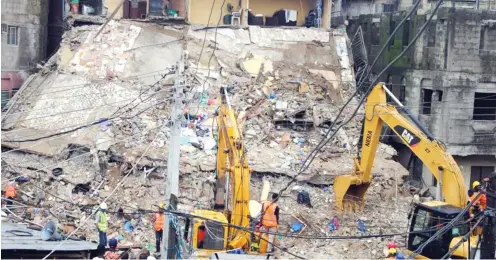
[162,57,185,259]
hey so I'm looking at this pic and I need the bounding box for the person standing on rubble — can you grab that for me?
[3,181,17,208]
[151,203,165,253]
[95,202,109,247]
[260,193,280,253]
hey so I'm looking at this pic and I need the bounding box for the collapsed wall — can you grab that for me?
[1,21,414,258]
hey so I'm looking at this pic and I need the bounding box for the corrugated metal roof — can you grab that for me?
[1,222,98,251]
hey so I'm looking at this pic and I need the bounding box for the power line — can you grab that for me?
[194,0,217,71]
[8,68,174,100]
[2,70,174,142]
[41,121,164,260]
[440,215,486,259]
[2,97,170,143]
[263,0,430,215]
[193,0,227,116]
[2,92,171,126]
[408,191,483,258]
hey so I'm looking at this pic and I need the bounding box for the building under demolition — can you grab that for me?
[344,4,496,194]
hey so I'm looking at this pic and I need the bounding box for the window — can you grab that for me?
[1,90,9,108]
[383,4,396,13]
[473,92,496,120]
[389,20,396,46]
[421,88,433,115]
[371,22,380,46]
[427,23,436,47]
[1,24,7,33]
[409,208,469,258]
[470,166,495,185]
[480,26,496,51]
[7,26,19,45]
[402,20,410,47]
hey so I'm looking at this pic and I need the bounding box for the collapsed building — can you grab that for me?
[1,19,419,258]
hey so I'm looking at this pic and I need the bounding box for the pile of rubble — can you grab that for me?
[1,20,417,258]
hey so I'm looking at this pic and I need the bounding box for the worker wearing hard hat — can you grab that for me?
[151,203,165,253]
[95,202,109,247]
[469,181,487,217]
[386,248,397,259]
[260,193,280,253]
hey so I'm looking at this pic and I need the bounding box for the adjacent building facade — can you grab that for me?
[1,0,49,108]
[345,5,496,192]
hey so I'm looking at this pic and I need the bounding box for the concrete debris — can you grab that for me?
[1,21,417,259]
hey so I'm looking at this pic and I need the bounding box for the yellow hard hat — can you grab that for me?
[158,203,165,209]
[472,181,481,189]
[388,248,397,255]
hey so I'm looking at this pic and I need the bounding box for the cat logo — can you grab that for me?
[365,131,373,147]
[401,129,414,144]
[394,126,421,148]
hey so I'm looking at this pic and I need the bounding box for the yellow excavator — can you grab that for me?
[334,83,479,259]
[187,87,270,259]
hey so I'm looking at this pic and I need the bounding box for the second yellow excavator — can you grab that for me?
[334,83,479,259]
[186,86,271,259]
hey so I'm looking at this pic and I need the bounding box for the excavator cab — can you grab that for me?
[406,201,473,259]
[189,210,228,257]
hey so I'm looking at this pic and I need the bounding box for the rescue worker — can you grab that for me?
[104,238,120,259]
[151,203,165,253]
[95,202,108,247]
[386,248,397,260]
[260,193,280,253]
[469,181,487,217]
[3,181,17,210]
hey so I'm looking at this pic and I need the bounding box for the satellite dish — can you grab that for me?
[41,220,62,241]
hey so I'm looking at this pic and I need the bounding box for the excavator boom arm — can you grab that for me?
[335,83,467,210]
[215,90,251,250]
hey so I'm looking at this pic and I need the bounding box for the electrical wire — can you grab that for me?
[2,94,171,144]
[41,121,165,260]
[262,0,435,217]
[440,215,486,259]
[1,91,171,126]
[1,122,166,190]
[193,0,227,116]
[194,0,217,74]
[407,191,482,258]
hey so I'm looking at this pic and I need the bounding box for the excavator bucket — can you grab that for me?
[334,175,370,211]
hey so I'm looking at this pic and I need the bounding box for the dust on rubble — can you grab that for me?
[1,21,417,259]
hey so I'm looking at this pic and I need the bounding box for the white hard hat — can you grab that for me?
[147,256,156,260]
[100,202,107,209]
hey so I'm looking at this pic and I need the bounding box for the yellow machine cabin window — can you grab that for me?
[408,207,469,259]
[194,221,225,250]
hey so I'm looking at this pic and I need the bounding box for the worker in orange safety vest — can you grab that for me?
[469,181,487,217]
[152,203,165,253]
[3,181,17,210]
[260,193,280,253]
